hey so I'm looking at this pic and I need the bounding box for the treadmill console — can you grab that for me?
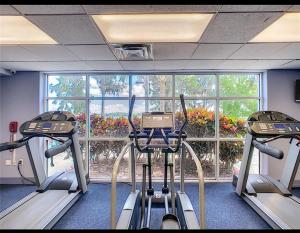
[247,111,300,137]
[20,111,77,136]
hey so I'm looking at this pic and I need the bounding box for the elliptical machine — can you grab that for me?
[110,94,205,229]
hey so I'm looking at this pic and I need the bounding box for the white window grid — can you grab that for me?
[44,72,263,182]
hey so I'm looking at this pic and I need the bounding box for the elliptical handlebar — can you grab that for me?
[128,95,143,152]
[128,95,137,132]
[128,94,189,153]
[179,94,188,132]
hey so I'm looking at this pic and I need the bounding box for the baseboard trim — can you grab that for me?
[293,180,300,188]
[1,177,300,187]
[0,177,35,185]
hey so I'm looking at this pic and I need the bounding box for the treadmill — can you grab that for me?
[234,111,300,229]
[0,111,88,229]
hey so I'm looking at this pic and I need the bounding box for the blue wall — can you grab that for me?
[0,72,42,183]
[265,69,300,184]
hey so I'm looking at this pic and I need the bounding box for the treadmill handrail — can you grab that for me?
[111,142,133,229]
[182,141,205,229]
[0,134,66,153]
[252,140,284,159]
[45,139,72,158]
[0,138,29,152]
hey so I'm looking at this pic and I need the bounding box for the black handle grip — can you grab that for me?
[128,95,136,130]
[0,138,28,152]
[179,94,188,132]
[45,139,72,158]
[180,94,188,120]
[252,140,284,160]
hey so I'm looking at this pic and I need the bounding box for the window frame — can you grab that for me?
[44,72,263,182]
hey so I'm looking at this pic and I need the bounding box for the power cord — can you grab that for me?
[17,160,36,185]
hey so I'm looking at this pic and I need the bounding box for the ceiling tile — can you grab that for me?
[200,12,283,43]
[83,5,153,14]
[120,61,154,70]
[21,45,80,61]
[220,5,291,12]
[217,59,258,69]
[273,43,300,59]
[0,61,91,71]
[150,5,221,12]
[286,5,300,11]
[0,46,39,61]
[85,60,122,70]
[278,60,300,69]
[83,5,220,14]
[27,15,105,44]
[0,5,20,15]
[66,45,115,60]
[185,59,224,69]
[192,44,242,59]
[13,5,85,14]
[248,60,292,69]
[153,43,198,60]
[154,60,189,70]
[229,43,290,59]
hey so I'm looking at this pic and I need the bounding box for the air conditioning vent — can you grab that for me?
[111,44,153,60]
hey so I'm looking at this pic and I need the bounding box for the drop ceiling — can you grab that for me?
[0,4,299,72]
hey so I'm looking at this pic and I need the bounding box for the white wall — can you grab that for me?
[265,69,300,184]
[0,79,3,142]
[0,72,42,183]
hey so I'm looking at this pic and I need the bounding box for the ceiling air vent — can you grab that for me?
[111,44,153,60]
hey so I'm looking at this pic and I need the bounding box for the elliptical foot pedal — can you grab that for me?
[161,214,180,229]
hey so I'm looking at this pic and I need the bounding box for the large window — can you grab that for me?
[45,73,262,181]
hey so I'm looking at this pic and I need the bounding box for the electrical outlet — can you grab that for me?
[5,160,12,166]
[18,159,24,165]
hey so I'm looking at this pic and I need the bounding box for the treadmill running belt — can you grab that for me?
[0,190,78,229]
[256,193,300,229]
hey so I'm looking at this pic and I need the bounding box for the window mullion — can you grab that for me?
[216,74,220,181]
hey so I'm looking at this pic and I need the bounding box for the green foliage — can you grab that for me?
[219,74,259,119]
[92,75,128,97]
[175,75,216,97]
[49,75,85,114]
[92,75,128,116]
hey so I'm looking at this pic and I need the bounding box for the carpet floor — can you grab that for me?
[1,182,299,229]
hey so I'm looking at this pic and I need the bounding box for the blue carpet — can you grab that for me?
[1,183,300,229]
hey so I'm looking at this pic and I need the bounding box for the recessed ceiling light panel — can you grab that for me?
[92,13,214,43]
[250,13,300,42]
[0,16,57,44]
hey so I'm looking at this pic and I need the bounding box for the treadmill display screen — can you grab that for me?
[43,122,52,128]
[274,124,285,129]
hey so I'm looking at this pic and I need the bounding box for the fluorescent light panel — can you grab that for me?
[92,13,214,43]
[0,16,57,44]
[250,13,300,42]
